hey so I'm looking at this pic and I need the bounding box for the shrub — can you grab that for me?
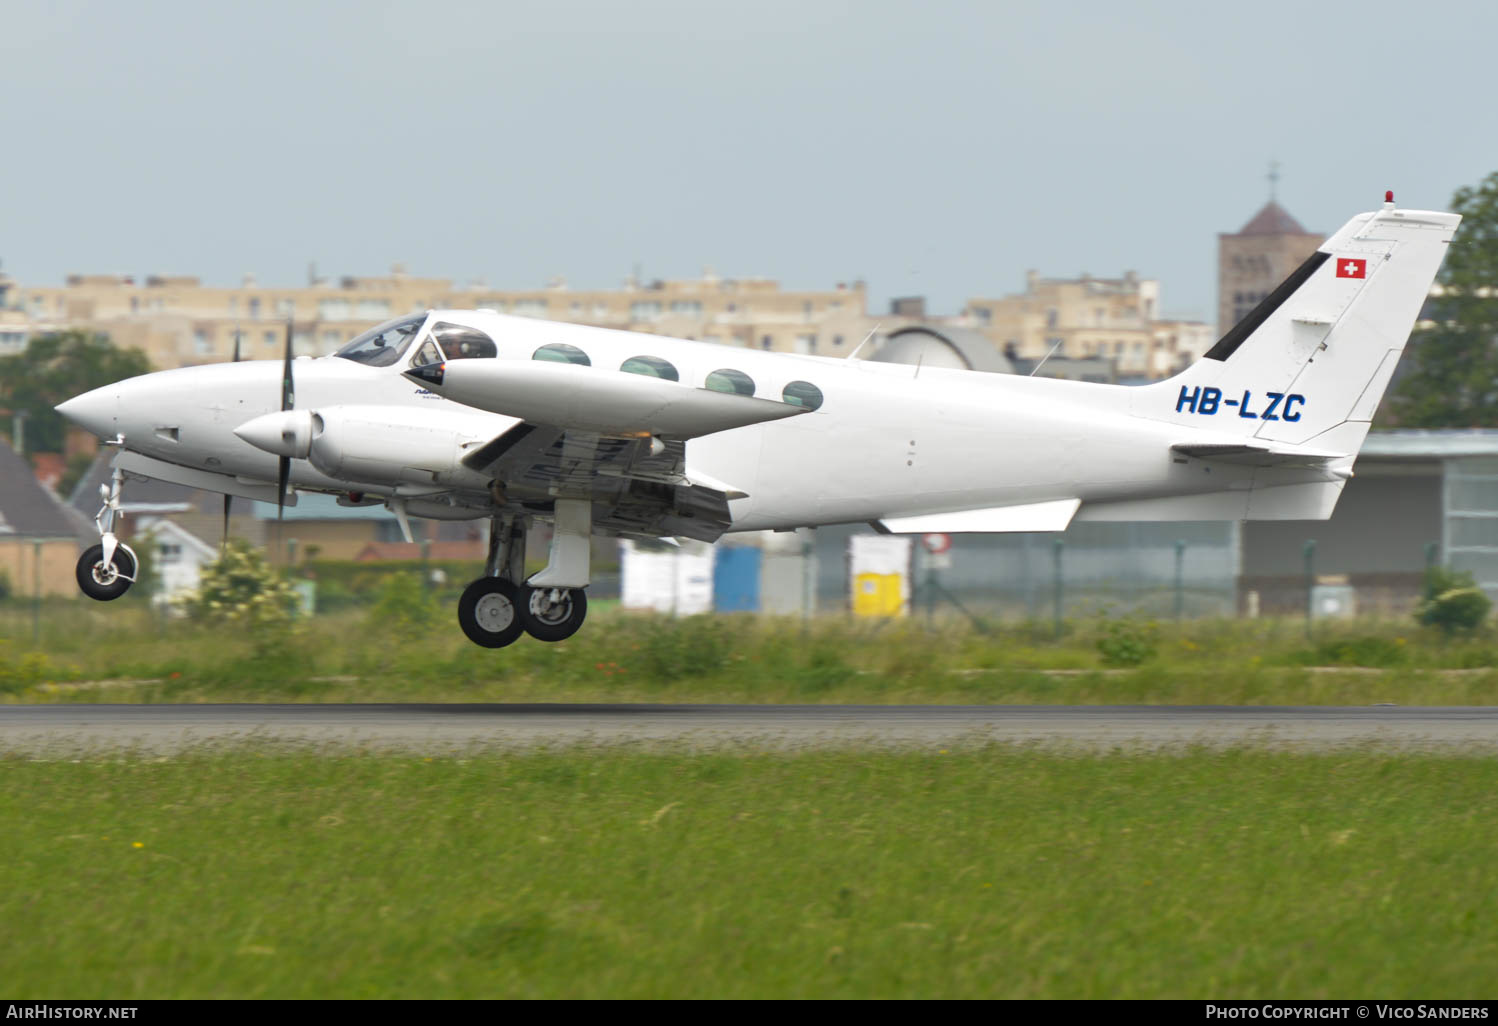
[365,572,442,634]
[183,540,301,637]
[1415,566,1492,635]
[1096,619,1160,667]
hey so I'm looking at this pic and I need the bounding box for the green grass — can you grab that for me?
[5,601,1498,705]
[2,747,1495,998]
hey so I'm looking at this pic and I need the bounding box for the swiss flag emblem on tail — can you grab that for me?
[1336,257,1367,279]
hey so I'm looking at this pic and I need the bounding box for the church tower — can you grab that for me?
[1217,167,1323,335]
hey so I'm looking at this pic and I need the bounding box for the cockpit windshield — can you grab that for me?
[333,314,427,367]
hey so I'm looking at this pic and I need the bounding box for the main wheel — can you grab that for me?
[519,586,587,643]
[76,544,136,601]
[457,578,525,648]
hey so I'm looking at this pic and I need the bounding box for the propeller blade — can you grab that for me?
[281,317,295,411]
[222,494,232,553]
[232,327,241,364]
[279,317,295,520]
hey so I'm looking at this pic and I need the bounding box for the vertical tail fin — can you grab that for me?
[1136,201,1460,453]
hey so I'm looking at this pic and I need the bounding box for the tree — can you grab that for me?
[0,331,152,453]
[1391,171,1498,426]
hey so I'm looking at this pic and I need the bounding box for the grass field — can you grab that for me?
[5,600,1498,706]
[2,746,1495,998]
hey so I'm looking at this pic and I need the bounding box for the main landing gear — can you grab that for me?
[77,465,139,602]
[457,500,592,648]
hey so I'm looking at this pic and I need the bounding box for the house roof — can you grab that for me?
[1234,201,1314,237]
[354,541,486,562]
[0,438,88,540]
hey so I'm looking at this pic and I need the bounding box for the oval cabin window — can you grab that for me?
[704,368,755,397]
[532,343,591,366]
[620,355,679,381]
[781,380,824,410]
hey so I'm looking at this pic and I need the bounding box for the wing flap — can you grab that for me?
[879,498,1081,534]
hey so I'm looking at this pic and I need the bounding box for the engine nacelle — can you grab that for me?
[236,404,499,489]
[307,406,467,485]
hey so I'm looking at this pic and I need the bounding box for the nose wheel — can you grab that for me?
[519,586,588,642]
[76,543,137,601]
[457,578,525,648]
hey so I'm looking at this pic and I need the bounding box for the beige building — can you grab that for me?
[8,268,876,369]
[1217,201,1323,335]
[962,271,1212,380]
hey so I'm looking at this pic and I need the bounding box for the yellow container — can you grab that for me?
[852,573,905,617]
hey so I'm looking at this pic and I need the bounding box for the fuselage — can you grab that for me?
[57,309,1262,532]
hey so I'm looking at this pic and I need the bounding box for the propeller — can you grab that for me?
[223,326,242,551]
[278,317,295,520]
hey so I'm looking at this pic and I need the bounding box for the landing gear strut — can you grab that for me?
[77,464,138,602]
[456,501,593,648]
[457,515,528,648]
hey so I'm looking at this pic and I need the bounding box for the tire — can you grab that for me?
[519,586,587,643]
[457,577,525,649]
[76,544,136,601]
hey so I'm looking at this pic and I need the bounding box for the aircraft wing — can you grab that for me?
[464,423,734,542]
[1170,442,1347,468]
[412,359,809,439]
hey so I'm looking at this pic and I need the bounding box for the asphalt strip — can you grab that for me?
[3,704,1498,755]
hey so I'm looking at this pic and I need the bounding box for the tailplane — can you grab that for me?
[1135,197,1460,453]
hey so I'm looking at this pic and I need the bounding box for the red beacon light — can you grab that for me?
[1385,190,1394,203]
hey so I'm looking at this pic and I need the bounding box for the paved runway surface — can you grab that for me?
[3,703,1498,753]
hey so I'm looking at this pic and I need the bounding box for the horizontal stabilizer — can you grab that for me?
[409,359,809,439]
[1170,442,1347,468]
[880,497,1080,534]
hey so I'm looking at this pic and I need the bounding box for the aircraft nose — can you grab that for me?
[54,386,118,439]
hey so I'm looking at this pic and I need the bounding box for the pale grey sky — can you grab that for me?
[3,0,1495,323]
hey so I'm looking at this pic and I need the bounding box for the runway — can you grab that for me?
[3,703,1498,754]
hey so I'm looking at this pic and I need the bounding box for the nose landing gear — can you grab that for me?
[76,543,137,601]
[77,464,138,602]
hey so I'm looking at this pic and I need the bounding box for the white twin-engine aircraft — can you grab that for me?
[57,196,1459,647]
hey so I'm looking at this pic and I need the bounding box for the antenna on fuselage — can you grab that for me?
[1029,337,1065,377]
[846,322,881,361]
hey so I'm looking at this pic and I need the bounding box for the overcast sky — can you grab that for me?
[3,0,1495,324]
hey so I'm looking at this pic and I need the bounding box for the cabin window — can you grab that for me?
[431,322,497,360]
[533,343,591,366]
[412,341,441,367]
[620,355,679,381]
[781,380,824,410]
[704,368,755,397]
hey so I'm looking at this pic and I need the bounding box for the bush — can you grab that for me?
[1414,566,1492,635]
[1096,619,1160,667]
[0,568,10,602]
[0,639,74,694]
[183,540,301,638]
[365,572,442,634]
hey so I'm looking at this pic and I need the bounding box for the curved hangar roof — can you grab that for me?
[867,326,1016,374]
